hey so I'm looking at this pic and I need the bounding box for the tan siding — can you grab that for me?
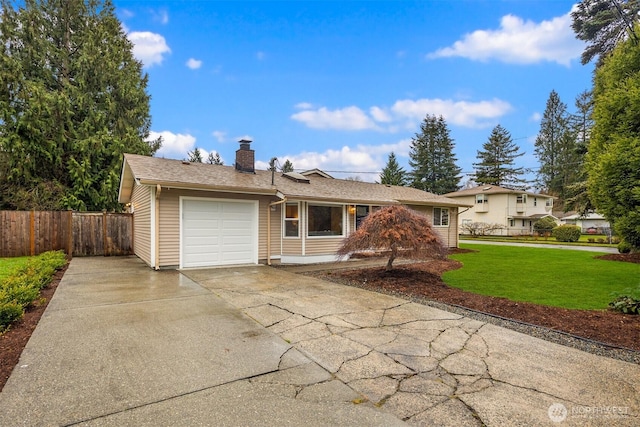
[407,205,458,248]
[304,237,345,255]
[131,184,152,266]
[156,188,277,267]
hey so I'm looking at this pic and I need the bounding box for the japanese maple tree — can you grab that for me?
[338,205,448,271]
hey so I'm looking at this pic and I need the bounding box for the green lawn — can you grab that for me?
[443,243,640,310]
[0,256,30,281]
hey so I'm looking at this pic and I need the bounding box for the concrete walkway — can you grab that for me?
[1,257,638,426]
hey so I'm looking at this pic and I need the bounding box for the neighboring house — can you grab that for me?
[444,185,556,236]
[560,212,610,234]
[118,140,471,269]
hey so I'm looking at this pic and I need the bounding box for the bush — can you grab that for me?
[0,250,66,331]
[609,285,640,315]
[618,241,632,254]
[534,216,557,233]
[0,301,24,331]
[552,225,581,242]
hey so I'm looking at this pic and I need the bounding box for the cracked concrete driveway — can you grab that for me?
[1,257,638,426]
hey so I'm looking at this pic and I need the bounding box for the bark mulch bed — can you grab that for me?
[309,251,640,355]
[0,264,67,392]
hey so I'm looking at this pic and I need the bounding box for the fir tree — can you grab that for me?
[206,152,224,165]
[281,159,294,173]
[565,90,595,213]
[187,148,204,163]
[472,125,526,189]
[0,0,160,211]
[408,115,461,194]
[378,152,407,186]
[535,90,579,207]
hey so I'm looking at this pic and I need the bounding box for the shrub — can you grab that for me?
[618,241,632,254]
[552,225,581,242]
[609,285,640,315]
[0,301,24,332]
[534,217,557,233]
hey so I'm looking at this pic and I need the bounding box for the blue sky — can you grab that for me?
[116,0,593,184]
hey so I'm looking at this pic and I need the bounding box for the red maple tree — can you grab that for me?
[338,205,447,271]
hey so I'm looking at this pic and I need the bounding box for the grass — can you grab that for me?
[0,257,30,281]
[442,243,640,310]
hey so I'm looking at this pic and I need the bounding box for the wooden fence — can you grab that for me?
[0,211,133,258]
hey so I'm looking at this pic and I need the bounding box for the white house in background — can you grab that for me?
[444,185,557,236]
[559,212,610,234]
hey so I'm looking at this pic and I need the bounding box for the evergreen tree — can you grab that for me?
[408,115,461,194]
[0,0,160,211]
[472,125,526,189]
[206,152,224,165]
[587,35,640,249]
[571,0,640,66]
[187,148,203,163]
[378,152,407,186]
[565,90,595,214]
[534,90,579,207]
[281,159,294,173]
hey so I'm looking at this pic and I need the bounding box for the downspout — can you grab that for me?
[155,184,162,270]
[267,196,287,265]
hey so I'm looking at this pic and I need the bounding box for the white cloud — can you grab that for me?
[530,112,542,122]
[295,102,314,110]
[212,131,227,142]
[291,106,380,131]
[256,139,413,182]
[292,98,512,131]
[153,9,169,25]
[186,58,202,69]
[128,31,171,67]
[427,10,584,66]
[150,131,196,159]
[391,98,512,128]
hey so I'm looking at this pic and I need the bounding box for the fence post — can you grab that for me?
[30,210,35,256]
[67,210,74,259]
[103,210,108,257]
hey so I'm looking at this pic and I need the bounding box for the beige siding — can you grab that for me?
[408,205,458,248]
[156,188,277,267]
[131,184,152,266]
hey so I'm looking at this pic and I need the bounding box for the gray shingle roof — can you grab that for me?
[444,185,553,198]
[119,154,470,207]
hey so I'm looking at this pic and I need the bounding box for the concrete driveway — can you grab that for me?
[1,257,638,426]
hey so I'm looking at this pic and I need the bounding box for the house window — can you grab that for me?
[284,203,299,237]
[509,219,515,227]
[355,205,370,229]
[534,197,537,207]
[433,207,449,226]
[308,204,343,237]
[476,194,488,204]
[546,199,553,207]
[516,194,527,204]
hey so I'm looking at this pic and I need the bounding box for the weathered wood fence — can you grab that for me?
[0,211,133,258]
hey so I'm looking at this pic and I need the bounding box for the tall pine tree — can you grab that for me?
[0,0,160,211]
[378,152,407,186]
[408,115,461,194]
[565,90,595,213]
[472,124,526,189]
[534,90,579,207]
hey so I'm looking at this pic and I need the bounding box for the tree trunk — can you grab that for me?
[386,245,397,271]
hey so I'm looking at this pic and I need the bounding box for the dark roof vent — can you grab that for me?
[283,172,310,184]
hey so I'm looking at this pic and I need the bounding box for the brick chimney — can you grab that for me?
[235,138,255,173]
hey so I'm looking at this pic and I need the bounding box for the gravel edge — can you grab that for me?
[304,272,640,365]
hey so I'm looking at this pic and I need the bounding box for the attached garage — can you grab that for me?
[180,197,258,268]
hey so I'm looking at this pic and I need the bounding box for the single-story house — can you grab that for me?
[118,140,472,269]
[444,185,557,236]
[559,212,611,234]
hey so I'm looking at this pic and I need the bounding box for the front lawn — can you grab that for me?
[443,243,640,310]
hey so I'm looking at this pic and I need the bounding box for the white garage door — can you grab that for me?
[181,198,257,268]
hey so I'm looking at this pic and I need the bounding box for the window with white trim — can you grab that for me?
[476,194,488,204]
[516,194,527,204]
[433,207,449,226]
[284,202,299,237]
[308,204,343,237]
